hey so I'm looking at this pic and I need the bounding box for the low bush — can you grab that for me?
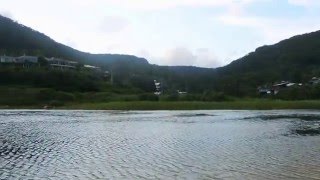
[138,93,159,101]
[37,89,75,102]
[201,91,229,102]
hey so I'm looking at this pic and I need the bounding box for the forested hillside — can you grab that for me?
[0,15,149,66]
[1,14,320,99]
[0,15,216,93]
[217,31,320,92]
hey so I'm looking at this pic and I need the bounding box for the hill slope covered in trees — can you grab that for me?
[0,15,149,67]
[1,14,320,98]
[212,30,320,96]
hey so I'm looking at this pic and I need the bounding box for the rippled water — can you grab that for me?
[1,110,320,179]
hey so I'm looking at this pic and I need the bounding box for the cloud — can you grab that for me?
[218,15,261,27]
[158,47,221,67]
[0,10,14,19]
[163,47,196,66]
[99,16,130,33]
[137,49,151,59]
[288,0,320,7]
[218,12,320,44]
[64,38,78,49]
[68,0,256,10]
[195,48,222,67]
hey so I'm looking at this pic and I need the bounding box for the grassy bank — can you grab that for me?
[0,86,320,110]
[62,100,320,110]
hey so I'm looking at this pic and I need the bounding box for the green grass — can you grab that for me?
[0,86,320,110]
[62,100,320,110]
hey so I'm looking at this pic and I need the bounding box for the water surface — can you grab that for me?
[1,110,320,179]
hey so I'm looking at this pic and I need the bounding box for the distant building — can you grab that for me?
[177,90,187,95]
[310,77,320,85]
[272,81,295,94]
[0,55,15,63]
[16,55,38,63]
[46,57,78,70]
[258,81,298,96]
[103,71,110,78]
[84,65,101,71]
[257,87,271,95]
[154,80,161,95]
[272,81,290,88]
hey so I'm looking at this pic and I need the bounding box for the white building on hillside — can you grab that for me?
[84,64,101,71]
[16,55,38,63]
[46,57,78,70]
[0,55,15,63]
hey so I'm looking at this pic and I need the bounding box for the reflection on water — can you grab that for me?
[1,110,320,179]
[251,113,320,136]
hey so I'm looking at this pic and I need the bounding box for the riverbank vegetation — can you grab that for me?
[61,100,320,110]
[1,85,320,110]
[2,100,320,110]
[1,67,320,110]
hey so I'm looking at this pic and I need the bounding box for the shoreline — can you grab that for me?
[1,100,320,110]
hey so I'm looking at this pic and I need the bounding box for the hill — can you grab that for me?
[0,15,148,67]
[1,14,320,98]
[214,30,320,96]
[0,15,217,93]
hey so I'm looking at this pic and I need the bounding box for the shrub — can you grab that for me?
[201,91,229,102]
[138,93,159,101]
[179,94,202,101]
[165,93,179,101]
[55,91,75,101]
[37,89,75,102]
[276,86,309,100]
[48,100,64,107]
[36,89,56,101]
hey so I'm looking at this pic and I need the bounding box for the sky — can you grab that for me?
[1,0,320,68]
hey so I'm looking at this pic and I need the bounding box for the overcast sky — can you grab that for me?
[1,0,320,67]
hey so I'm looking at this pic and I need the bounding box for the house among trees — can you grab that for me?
[272,81,291,88]
[272,81,297,94]
[258,87,272,95]
[46,57,78,70]
[258,81,297,95]
[310,77,320,85]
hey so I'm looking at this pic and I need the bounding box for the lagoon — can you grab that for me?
[1,110,320,179]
